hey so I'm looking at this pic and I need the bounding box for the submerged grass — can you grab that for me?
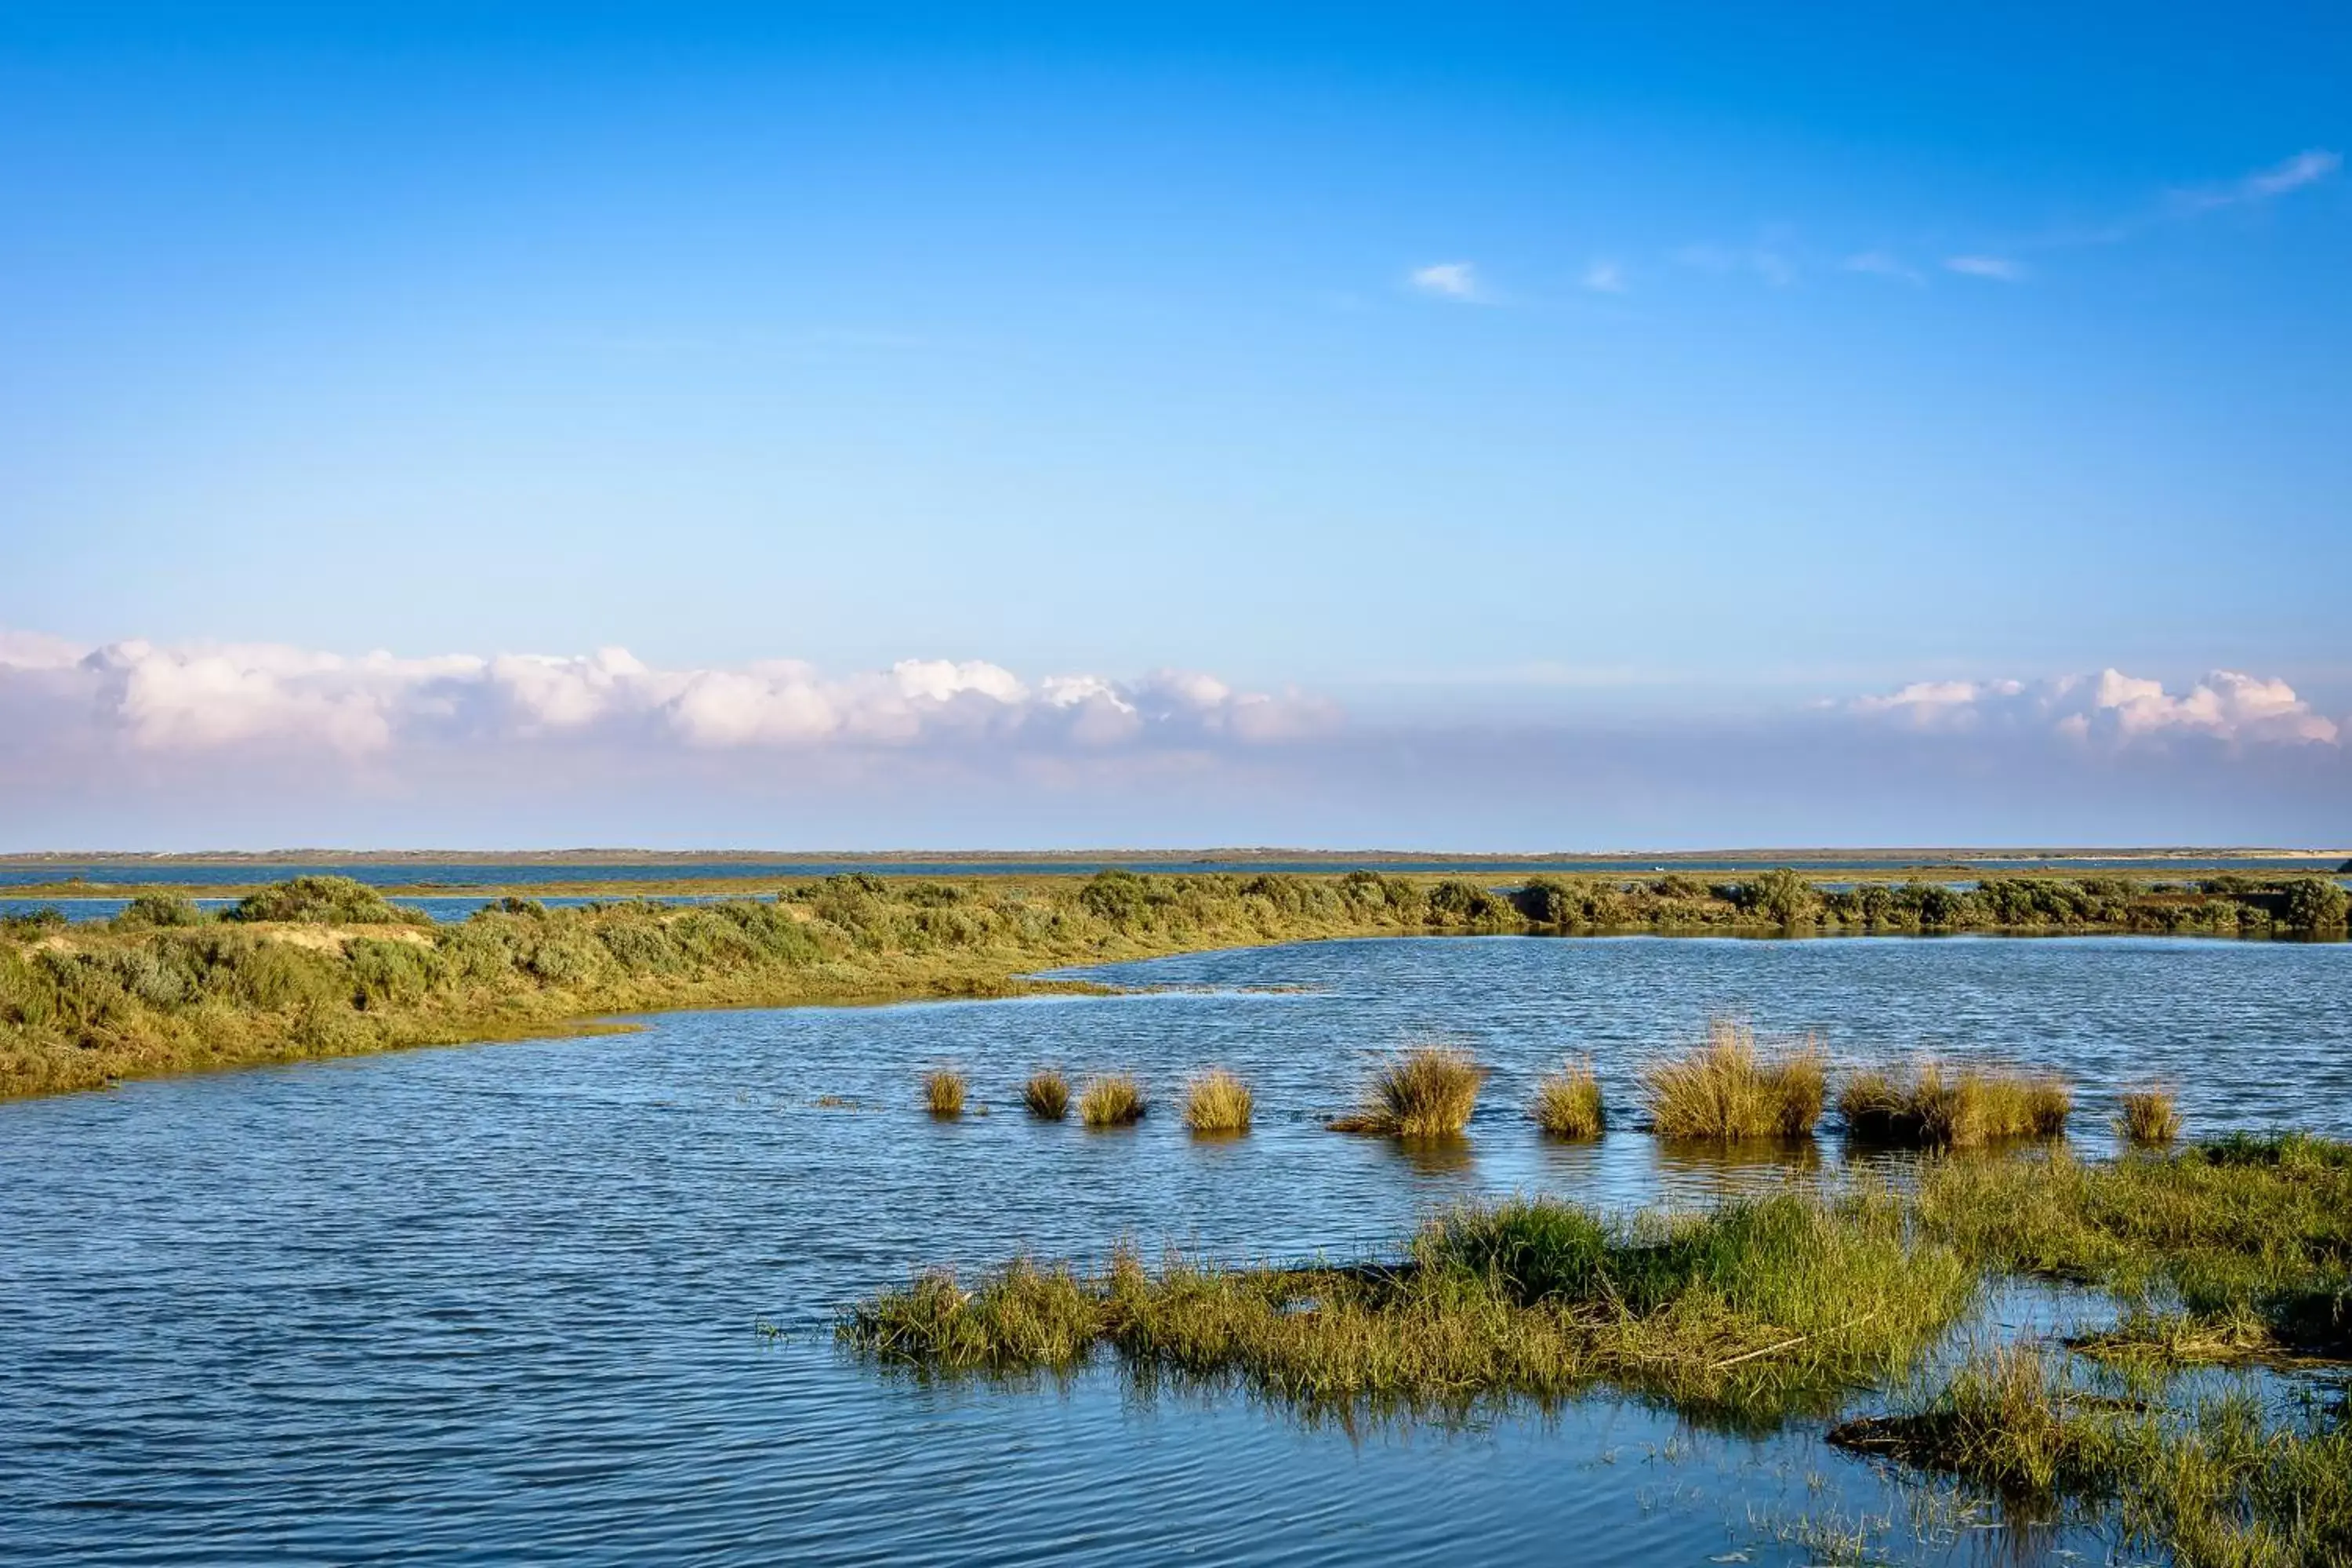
[840,1187,1975,1418]
[2116,1085,2183,1146]
[1079,1073,1147,1127]
[1183,1067,1253,1134]
[1642,1019,1824,1140]
[1530,1058,1606,1140]
[924,1068,966,1117]
[1838,1060,2072,1148]
[1022,1069,1070,1122]
[1831,1342,2352,1567]
[1327,1046,1483,1138]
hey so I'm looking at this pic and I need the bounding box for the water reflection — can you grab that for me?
[0,934,2344,1564]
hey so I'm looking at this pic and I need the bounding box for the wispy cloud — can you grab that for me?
[1407,261,1484,302]
[1671,241,1795,287]
[2171,147,2343,214]
[1843,250,1925,285]
[1943,254,2027,282]
[1579,260,1628,294]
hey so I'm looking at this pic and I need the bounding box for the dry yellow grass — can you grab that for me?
[1642,1019,1824,1140]
[2114,1085,2181,1146]
[1078,1073,1147,1127]
[1838,1060,2071,1148]
[1184,1067,1254,1134]
[1022,1068,1070,1121]
[1530,1058,1606,1139]
[924,1067,966,1117]
[1328,1045,1484,1138]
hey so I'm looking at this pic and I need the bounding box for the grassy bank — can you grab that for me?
[0,869,1465,1099]
[5,865,2345,1102]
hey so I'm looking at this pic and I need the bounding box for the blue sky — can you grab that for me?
[2,4,2347,847]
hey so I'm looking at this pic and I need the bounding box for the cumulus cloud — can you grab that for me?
[1851,669,2340,747]
[1943,254,2026,282]
[0,633,1340,763]
[1408,261,1483,301]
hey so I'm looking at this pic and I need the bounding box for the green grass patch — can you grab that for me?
[840,1188,1974,1419]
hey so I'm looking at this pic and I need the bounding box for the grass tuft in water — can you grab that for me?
[2114,1085,2182,1147]
[1327,1045,1483,1138]
[1022,1069,1070,1121]
[924,1067,966,1117]
[1078,1073,1147,1127]
[1183,1067,1253,1134]
[1838,1060,2071,1148]
[1642,1019,1824,1140]
[1530,1058,1606,1140]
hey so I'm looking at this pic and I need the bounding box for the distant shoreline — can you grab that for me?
[2,844,2344,869]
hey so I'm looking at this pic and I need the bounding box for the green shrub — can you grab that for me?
[115,893,209,928]
[229,876,419,926]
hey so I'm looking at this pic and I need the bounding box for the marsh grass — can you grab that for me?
[841,1188,1974,1418]
[2115,1086,2182,1147]
[1327,1045,1484,1138]
[1022,1069,1070,1121]
[1530,1058,1606,1140]
[1079,1073,1147,1127]
[1642,1020,1824,1140]
[1915,1138,2352,1357]
[1838,1061,2072,1148]
[924,1067,967,1117]
[1831,1343,2352,1566]
[1183,1067,1253,1134]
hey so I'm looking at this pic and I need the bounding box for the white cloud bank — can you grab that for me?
[1850,669,2340,747]
[0,634,1341,760]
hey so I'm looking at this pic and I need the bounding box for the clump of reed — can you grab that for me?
[1022,1068,1070,1121]
[1838,1060,2071,1148]
[924,1067,967,1118]
[2114,1085,2181,1147]
[1530,1058,1606,1140]
[1078,1073,1147,1127]
[1183,1067,1253,1134]
[1641,1019,1824,1140]
[1327,1045,1483,1138]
